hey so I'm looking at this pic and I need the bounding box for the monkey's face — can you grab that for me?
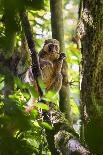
[43,41,60,61]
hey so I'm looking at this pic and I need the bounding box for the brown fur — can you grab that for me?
[39,39,65,92]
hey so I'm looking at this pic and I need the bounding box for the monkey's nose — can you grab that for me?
[48,44,55,52]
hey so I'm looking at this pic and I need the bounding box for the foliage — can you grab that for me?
[0,75,51,155]
[0,0,80,154]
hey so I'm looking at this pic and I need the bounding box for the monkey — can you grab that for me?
[24,39,66,111]
[39,39,66,92]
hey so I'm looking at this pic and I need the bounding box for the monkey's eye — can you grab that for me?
[48,44,54,52]
[55,45,58,51]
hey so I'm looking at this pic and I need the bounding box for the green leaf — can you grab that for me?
[38,78,46,94]
[40,122,52,130]
[28,85,39,98]
[35,102,49,110]
[30,109,39,119]
[44,90,57,101]
[14,77,25,89]
[26,0,44,10]
[0,76,4,90]
[32,121,40,127]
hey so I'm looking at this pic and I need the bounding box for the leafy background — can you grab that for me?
[0,0,80,154]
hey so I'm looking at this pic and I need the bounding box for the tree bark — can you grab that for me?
[80,0,103,154]
[20,11,43,96]
[50,0,71,121]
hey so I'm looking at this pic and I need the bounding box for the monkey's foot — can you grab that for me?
[24,98,38,112]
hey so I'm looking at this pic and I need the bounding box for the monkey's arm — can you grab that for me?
[47,73,63,92]
[53,52,66,72]
[40,58,53,69]
[47,53,66,92]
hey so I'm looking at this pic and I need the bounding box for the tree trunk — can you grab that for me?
[50,0,71,121]
[1,4,17,96]
[81,0,103,154]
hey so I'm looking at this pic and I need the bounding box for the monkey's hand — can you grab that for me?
[59,53,66,60]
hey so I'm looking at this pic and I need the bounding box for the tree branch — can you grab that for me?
[43,102,90,155]
[20,11,43,96]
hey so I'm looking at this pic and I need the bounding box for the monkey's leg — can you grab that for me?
[47,73,63,92]
[24,97,38,112]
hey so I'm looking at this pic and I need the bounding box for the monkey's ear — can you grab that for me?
[44,39,52,45]
[44,40,48,45]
